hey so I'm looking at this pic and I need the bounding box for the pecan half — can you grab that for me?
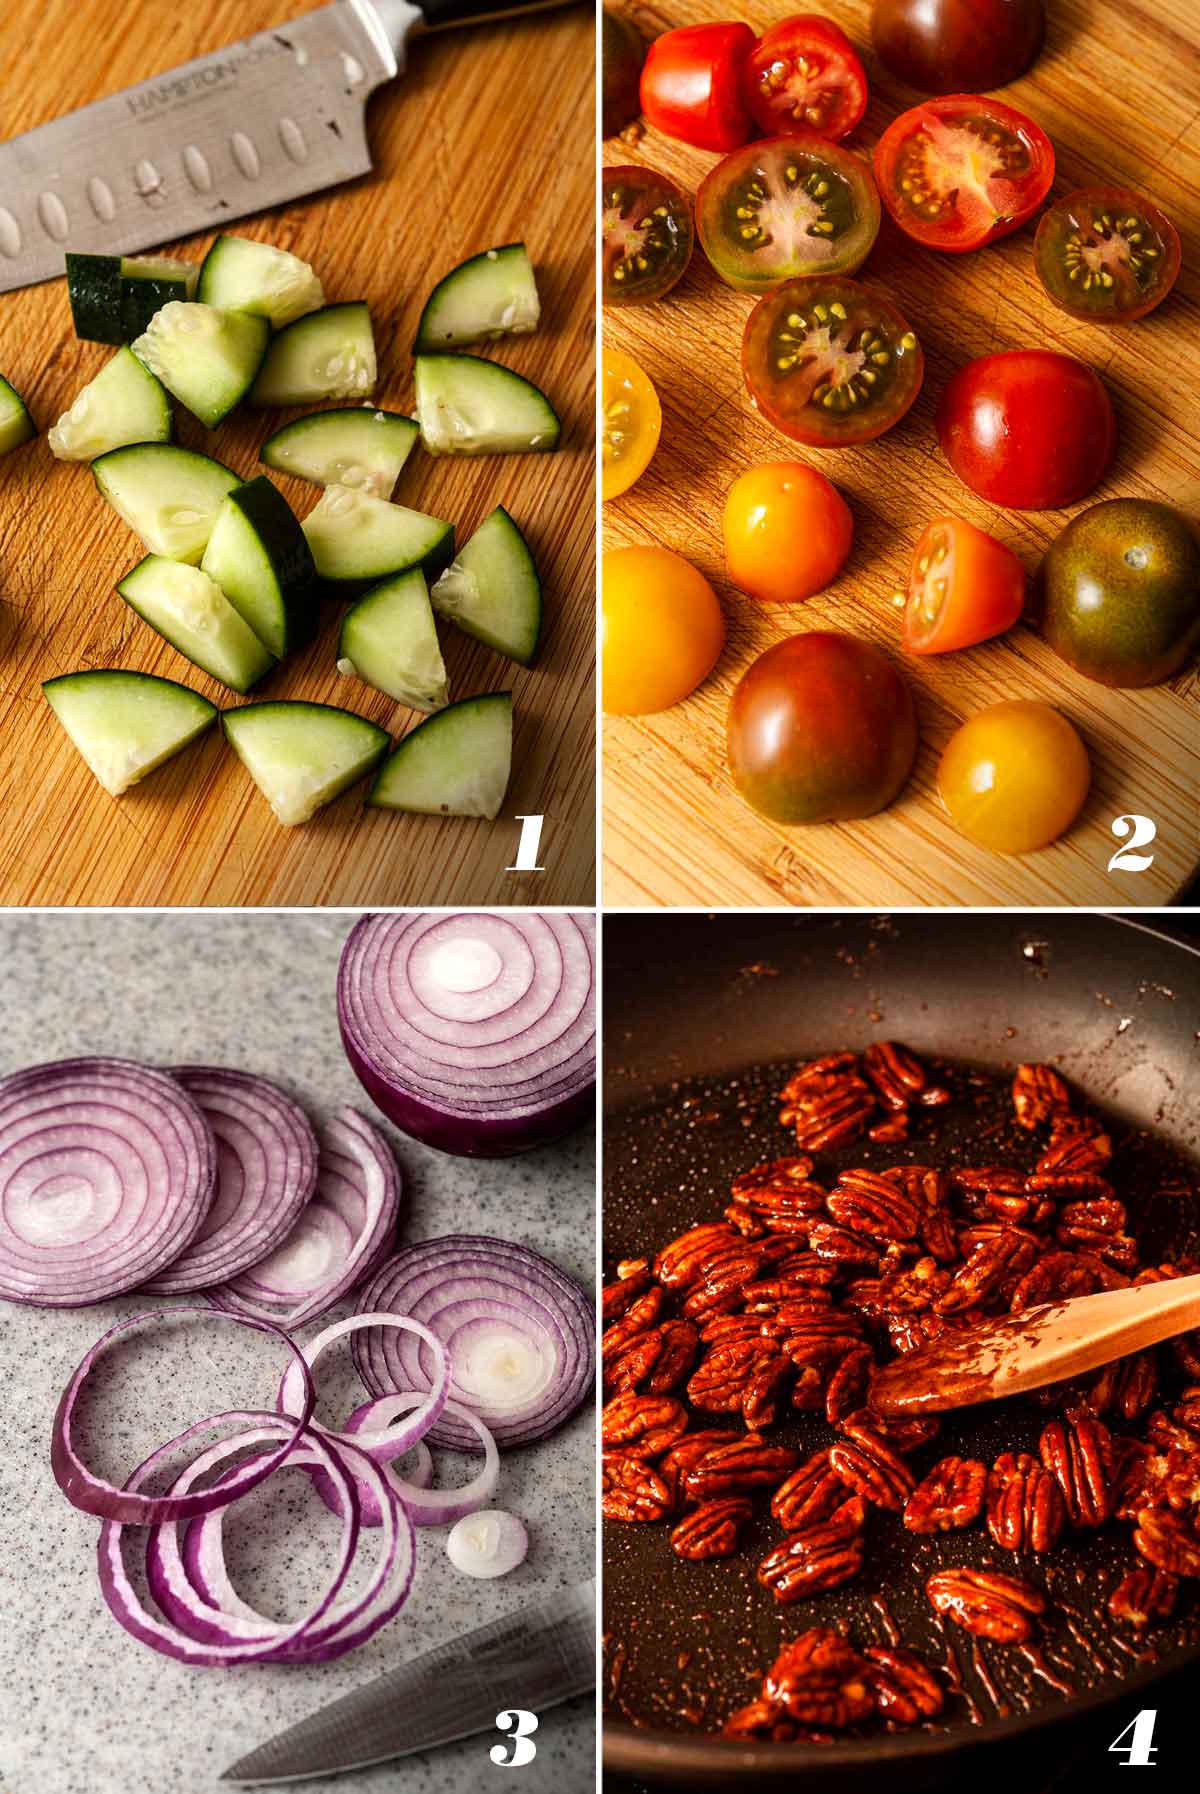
[659,1430,740,1512]
[936,1229,1038,1315]
[604,1327,665,1393]
[727,1158,828,1236]
[829,1421,916,1510]
[792,1085,878,1152]
[771,1450,848,1532]
[987,1451,1066,1553]
[645,1319,700,1394]
[1107,1566,1179,1628]
[863,1646,944,1722]
[1134,1507,1200,1578]
[1010,1250,1102,1312]
[827,1168,921,1242]
[1036,1120,1113,1174]
[808,1221,880,1268]
[824,1344,873,1423]
[602,1259,651,1323]
[926,1567,1045,1642]
[654,1222,737,1291]
[903,1456,986,1534]
[1012,1062,1071,1129]
[670,1496,754,1561]
[721,1699,800,1742]
[1039,1417,1113,1527]
[743,1353,794,1430]
[684,1433,799,1501]
[601,1391,688,1459]
[601,1285,664,1362]
[687,1338,772,1412]
[762,1628,875,1726]
[758,1506,867,1602]
[863,1040,927,1109]
[1081,1349,1157,1422]
[681,1248,765,1321]
[602,1452,670,1522]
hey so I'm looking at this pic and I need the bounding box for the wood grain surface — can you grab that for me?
[0,0,595,907]
[602,0,1200,909]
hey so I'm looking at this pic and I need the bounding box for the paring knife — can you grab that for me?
[0,0,573,293]
[220,1577,596,1786]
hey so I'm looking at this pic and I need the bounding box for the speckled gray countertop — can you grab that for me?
[0,912,596,1794]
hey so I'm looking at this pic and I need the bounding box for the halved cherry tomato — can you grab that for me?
[937,350,1115,510]
[1035,187,1181,324]
[743,275,923,447]
[741,15,868,143]
[602,166,694,307]
[724,463,853,603]
[640,22,756,153]
[871,0,1044,95]
[696,136,880,293]
[603,546,725,715]
[602,349,661,501]
[875,94,1054,252]
[937,700,1090,854]
[901,516,1025,654]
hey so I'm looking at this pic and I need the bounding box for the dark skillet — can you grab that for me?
[603,913,1200,1788]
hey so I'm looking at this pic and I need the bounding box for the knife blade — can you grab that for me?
[220,1578,596,1786]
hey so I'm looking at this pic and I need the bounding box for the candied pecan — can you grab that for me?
[758,1505,867,1604]
[721,1699,800,1742]
[852,1257,951,1320]
[1012,1062,1071,1129]
[1054,1204,1139,1270]
[743,1353,794,1430]
[987,1451,1066,1553]
[863,1646,944,1722]
[602,1259,652,1322]
[670,1496,754,1561]
[1111,1439,1170,1522]
[771,1450,848,1531]
[685,1433,799,1501]
[926,1567,1045,1642]
[782,1313,867,1373]
[829,1421,916,1510]
[869,1113,909,1144]
[1010,1250,1102,1312]
[728,1158,828,1236]
[847,1405,942,1452]
[780,1052,860,1105]
[602,1452,670,1522]
[1080,1349,1157,1422]
[602,1391,688,1459]
[1037,1118,1112,1173]
[903,1456,986,1533]
[790,1366,825,1412]
[687,1338,771,1412]
[863,1040,927,1109]
[1040,1417,1113,1527]
[1134,1507,1200,1578]
[659,1430,741,1511]
[936,1229,1038,1315]
[827,1168,921,1242]
[645,1319,699,1393]
[605,1327,665,1393]
[825,1345,873,1423]
[763,1627,875,1726]
[742,1277,832,1313]
[1027,1170,1116,1202]
[654,1222,737,1291]
[1108,1566,1179,1628]
[768,1249,840,1288]
[792,1085,878,1152]
[601,1285,664,1361]
[700,1313,768,1347]
[808,1222,880,1268]
[682,1248,765,1321]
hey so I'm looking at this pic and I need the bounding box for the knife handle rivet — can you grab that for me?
[0,209,20,258]
[231,132,262,180]
[87,177,116,223]
[278,117,309,164]
[37,191,69,242]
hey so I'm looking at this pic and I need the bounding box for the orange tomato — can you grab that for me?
[902,515,1026,654]
[938,700,1090,853]
[723,462,854,603]
[602,545,725,715]
[602,349,661,501]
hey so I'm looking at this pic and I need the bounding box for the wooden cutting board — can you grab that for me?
[603,0,1200,909]
[0,0,595,907]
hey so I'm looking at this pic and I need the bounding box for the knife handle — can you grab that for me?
[415,0,580,32]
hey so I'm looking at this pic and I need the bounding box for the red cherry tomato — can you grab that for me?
[902,515,1025,654]
[875,95,1054,251]
[741,15,868,143]
[640,22,756,153]
[937,350,1116,510]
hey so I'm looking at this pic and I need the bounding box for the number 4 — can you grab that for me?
[1109,1709,1158,1766]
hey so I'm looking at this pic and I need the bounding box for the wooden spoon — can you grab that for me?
[869,1273,1200,1416]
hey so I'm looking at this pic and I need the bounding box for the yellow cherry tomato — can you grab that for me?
[938,699,1091,854]
[602,348,661,501]
[723,462,854,604]
[602,545,725,715]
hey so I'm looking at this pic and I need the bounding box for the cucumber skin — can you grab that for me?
[208,476,319,656]
[66,253,194,345]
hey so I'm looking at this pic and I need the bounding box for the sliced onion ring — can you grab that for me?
[276,1311,452,1461]
[312,1392,500,1527]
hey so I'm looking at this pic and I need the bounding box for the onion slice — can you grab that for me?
[446,1508,528,1577]
[0,1056,216,1306]
[142,1066,318,1295]
[276,1311,452,1461]
[337,912,596,1157]
[312,1391,501,1527]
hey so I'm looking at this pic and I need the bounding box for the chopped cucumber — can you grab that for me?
[48,348,172,461]
[223,700,390,826]
[117,556,275,693]
[249,303,376,406]
[338,571,449,712]
[0,375,35,455]
[93,443,239,562]
[302,485,454,586]
[66,252,197,345]
[366,692,512,818]
[414,244,540,351]
[42,669,217,796]
[132,302,269,429]
[414,354,559,456]
[200,476,318,660]
[431,505,541,665]
[261,407,418,498]
[197,235,325,329]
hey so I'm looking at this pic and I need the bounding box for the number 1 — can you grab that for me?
[507,815,546,873]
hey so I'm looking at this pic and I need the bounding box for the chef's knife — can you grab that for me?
[0,0,574,293]
[220,1577,596,1785]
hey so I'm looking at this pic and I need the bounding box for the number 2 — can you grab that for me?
[1108,814,1157,874]
[1109,1709,1158,1766]
[491,1709,539,1766]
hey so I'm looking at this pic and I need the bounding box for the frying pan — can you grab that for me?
[602,912,1200,1789]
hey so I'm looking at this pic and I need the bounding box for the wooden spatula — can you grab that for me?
[869,1273,1200,1415]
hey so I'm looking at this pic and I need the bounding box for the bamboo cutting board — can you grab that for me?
[603,0,1200,909]
[0,0,595,908]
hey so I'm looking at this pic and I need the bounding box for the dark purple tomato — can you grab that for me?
[603,10,645,138]
[602,166,693,306]
[871,0,1044,95]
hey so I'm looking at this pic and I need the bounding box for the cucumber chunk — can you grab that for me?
[250,303,376,406]
[414,354,560,456]
[223,700,390,826]
[337,571,449,712]
[366,692,512,818]
[302,485,454,585]
[261,407,418,498]
[48,348,172,461]
[197,235,325,329]
[117,556,276,693]
[93,443,239,562]
[200,476,318,660]
[431,505,542,665]
[414,244,540,351]
[42,669,217,795]
[0,374,35,455]
[132,302,269,428]
[66,252,197,345]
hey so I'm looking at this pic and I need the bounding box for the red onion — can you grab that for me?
[311,1391,501,1527]
[0,1056,216,1306]
[276,1311,452,1461]
[142,1067,318,1295]
[337,912,595,1157]
[446,1508,528,1577]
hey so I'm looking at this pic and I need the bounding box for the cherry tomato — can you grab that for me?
[603,546,725,715]
[741,15,868,143]
[871,0,1044,95]
[902,515,1025,654]
[743,275,923,447]
[1035,187,1181,325]
[724,463,853,603]
[603,10,645,138]
[696,136,880,293]
[937,700,1090,854]
[936,350,1116,510]
[602,166,693,307]
[602,349,661,501]
[875,95,1054,252]
[728,631,917,823]
[640,22,756,153]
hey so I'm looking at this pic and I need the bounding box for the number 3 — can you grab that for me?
[1108,814,1157,874]
[491,1709,539,1767]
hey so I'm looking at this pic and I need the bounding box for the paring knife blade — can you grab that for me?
[220,1578,596,1786]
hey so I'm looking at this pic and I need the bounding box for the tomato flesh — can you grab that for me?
[724,462,854,604]
[602,349,661,501]
[902,515,1025,654]
[640,22,756,153]
[602,166,693,307]
[697,137,880,294]
[937,700,1090,854]
[1035,187,1181,324]
[741,15,868,143]
[871,0,1044,95]
[875,95,1054,251]
[937,349,1116,510]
